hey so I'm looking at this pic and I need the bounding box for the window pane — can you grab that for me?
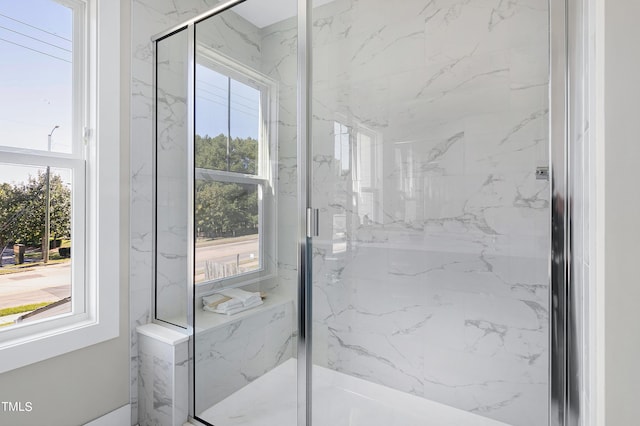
[0,164,72,329]
[334,122,350,175]
[195,181,260,283]
[0,0,73,153]
[195,65,229,171]
[195,62,260,175]
[229,79,259,174]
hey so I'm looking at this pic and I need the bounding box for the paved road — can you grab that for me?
[196,238,258,265]
[0,235,259,309]
[195,236,259,280]
[0,263,71,309]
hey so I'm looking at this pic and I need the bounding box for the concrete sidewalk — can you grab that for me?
[0,262,71,309]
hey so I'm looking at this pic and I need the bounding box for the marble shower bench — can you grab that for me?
[137,293,295,426]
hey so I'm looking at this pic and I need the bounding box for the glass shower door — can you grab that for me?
[191,1,299,425]
[309,1,551,425]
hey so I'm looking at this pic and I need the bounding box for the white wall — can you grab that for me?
[600,0,640,424]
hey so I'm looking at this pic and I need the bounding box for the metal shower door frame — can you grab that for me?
[298,0,576,425]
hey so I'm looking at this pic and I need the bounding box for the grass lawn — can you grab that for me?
[0,302,51,317]
[0,302,53,327]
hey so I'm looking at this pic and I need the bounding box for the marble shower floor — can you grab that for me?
[197,359,509,426]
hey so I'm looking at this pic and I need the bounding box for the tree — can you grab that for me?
[0,171,71,253]
[195,133,258,174]
[0,182,13,255]
[195,181,258,238]
[194,133,260,239]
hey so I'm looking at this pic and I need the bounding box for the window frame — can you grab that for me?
[194,46,278,295]
[0,0,120,374]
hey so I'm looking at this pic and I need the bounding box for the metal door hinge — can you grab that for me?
[306,208,319,238]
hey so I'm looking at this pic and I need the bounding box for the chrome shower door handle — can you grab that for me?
[306,208,319,238]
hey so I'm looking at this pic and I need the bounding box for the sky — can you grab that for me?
[0,0,72,184]
[195,63,260,141]
[0,0,261,185]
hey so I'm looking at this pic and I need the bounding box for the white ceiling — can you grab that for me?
[232,0,336,29]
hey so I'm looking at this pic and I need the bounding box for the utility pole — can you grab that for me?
[44,125,59,264]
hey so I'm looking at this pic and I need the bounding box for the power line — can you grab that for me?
[196,86,227,103]
[0,24,71,52]
[196,86,259,112]
[0,13,71,43]
[196,96,259,119]
[195,86,257,111]
[197,77,261,104]
[0,36,71,63]
[196,79,227,94]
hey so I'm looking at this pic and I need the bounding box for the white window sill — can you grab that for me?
[0,313,118,374]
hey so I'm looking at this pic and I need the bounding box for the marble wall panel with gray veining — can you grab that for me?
[138,333,189,426]
[310,0,550,425]
[194,301,295,414]
[155,28,190,326]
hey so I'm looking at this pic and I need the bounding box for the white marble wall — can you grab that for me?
[309,0,550,425]
[194,300,295,415]
[156,28,189,326]
[137,329,189,426]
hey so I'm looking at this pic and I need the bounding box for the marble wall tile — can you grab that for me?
[138,333,189,426]
[194,301,295,413]
[174,342,190,425]
[310,0,550,425]
[155,27,190,325]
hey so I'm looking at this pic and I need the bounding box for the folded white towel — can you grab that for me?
[219,288,262,306]
[202,288,264,315]
[216,298,243,311]
[202,293,229,308]
[211,298,263,316]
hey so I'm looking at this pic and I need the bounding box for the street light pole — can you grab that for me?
[44,125,59,264]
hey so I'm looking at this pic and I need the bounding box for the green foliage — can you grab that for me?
[0,171,71,248]
[195,181,258,238]
[194,133,260,239]
[195,133,258,174]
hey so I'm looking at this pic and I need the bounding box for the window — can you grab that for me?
[194,47,276,289]
[332,120,382,255]
[0,0,120,373]
[0,0,84,334]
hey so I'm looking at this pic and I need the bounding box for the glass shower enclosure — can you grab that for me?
[152,0,573,425]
